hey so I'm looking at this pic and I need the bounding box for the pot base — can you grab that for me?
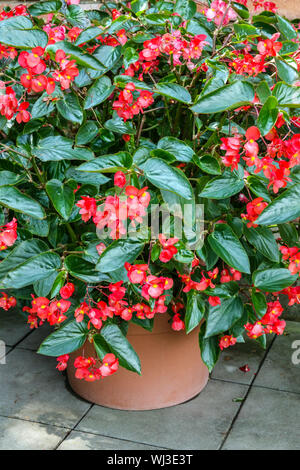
[67,315,209,410]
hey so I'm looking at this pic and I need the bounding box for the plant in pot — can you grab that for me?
[0,0,299,410]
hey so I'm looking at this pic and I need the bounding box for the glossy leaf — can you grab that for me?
[205,296,244,338]
[100,323,141,374]
[256,184,300,225]
[0,186,45,220]
[253,268,298,292]
[140,158,193,200]
[185,292,205,334]
[96,238,145,273]
[208,223,250,274]
[84,76,115,109]
[46,179,75,220]
[38,319,88,356]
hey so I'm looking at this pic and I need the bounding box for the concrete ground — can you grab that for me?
[0,310,299,450]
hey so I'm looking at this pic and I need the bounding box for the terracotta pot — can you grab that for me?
[67,314,209,410]
[195,0,300,19]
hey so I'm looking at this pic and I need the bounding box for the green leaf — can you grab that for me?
[185,292,205,334]
[194,155,221,175]
[234,23,258,39]
[84,76,115,109]
[93,334,111,360]
[104,116,136,135]
[199,325,219,373]
[140,158,193,200]
[256,81,271,104]
[75,26,101,46]
[257,96,278,136]
[256,184,300,225]
[76,121,99,145]
[56,92,83,124]
[253,268,298,292]
[247,175,271,202]
[33,136,94,162]
[46,40,105,71]
[191,81,254,114]
[0,251,61,289]
[251,290,267,317]
[0,239,49,280]
[199,170,244,199]
[65,255,111,283]
[31,93,56,119]
[46,179,75,220]
[65,4,89,28]
[278,223,299,245]
[244,225,280,263]
[0,170,24,186]
[100,323,141,374]
[28,0,62,15]
[114,75,152,92]
[155,83,192,104]
[208,223,250,274]
[275,58,299,84]
[0,16,48,48]
[276,15,297,40]
[0,186,45,220]
[157,137,194,162]
[38,319,88,356]
[34,271,58,297]
[96,238,145,273]
[205,296,244,338]
[273,82,300,108]
[123,47,139,69]
[78,152,132,173]
[174,0,196,19]
[94,45,122,71]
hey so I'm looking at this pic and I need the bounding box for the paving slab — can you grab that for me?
[76,379,248,450]
[211,337,267,385]
[17,323,53,351]
[0,348,91,428]
[58,430,166,450]
[0,416,68,450]
[254,321,300,394]
[223,386,300,450]
[0,308,30,347]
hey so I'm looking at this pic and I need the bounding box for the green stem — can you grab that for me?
[66,223,77,243]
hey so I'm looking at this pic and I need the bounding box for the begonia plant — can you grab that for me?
[0,0,299,381]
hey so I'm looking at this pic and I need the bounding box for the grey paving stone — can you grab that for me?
[18,323,53,351]
[58,430,166,450]
[254,321,300,394]
[0,348,91,427]
[223,387,300,450]
[211,337,267,385]
[76,379,248,450]
[0,416,68,450]
[0,308,30,346]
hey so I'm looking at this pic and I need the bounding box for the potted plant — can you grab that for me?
[0,0,299,410]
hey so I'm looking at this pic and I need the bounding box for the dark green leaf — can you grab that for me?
[78,152,132,173]
[244,225,280,262]
[100,323,141,374]
[157,137,195,162]
[140,158,193,200]
[84,76,115,109]
[46,179,75,220]
[191,81,254,114]
[253,268,298,292]
[185,292,205,334]
[256,184,300,225]
[205,296,244,338]
[33,136,94,162]
[56,92,83,124]
[208,223,250,274]
[38,319,88,356]
[0,186,45,220]
[199,170,244,199]
[257,96,278,136]
[96,238,145,273]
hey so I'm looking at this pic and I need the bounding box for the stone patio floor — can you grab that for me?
[0,310,299,450]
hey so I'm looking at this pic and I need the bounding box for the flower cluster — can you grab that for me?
[0,292,16,311]
[280,246,300,276]
[245,301,286,338]
[23,290,73,329]
[0,218,17,250]
[74,353,119,381]
[76,183,151,240]
[113,82,154,121]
